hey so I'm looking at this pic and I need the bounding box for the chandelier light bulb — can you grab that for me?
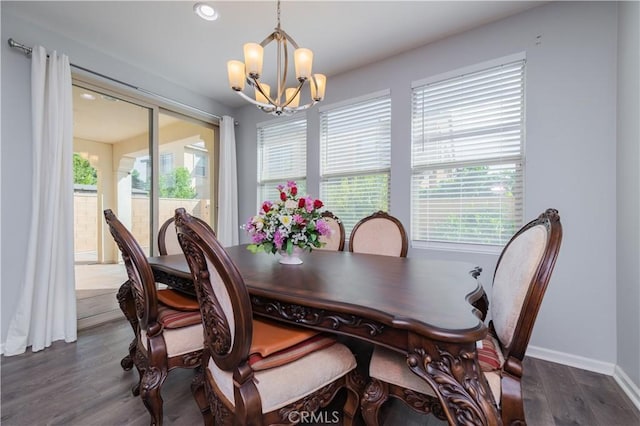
[243,43,264,78]
[255,84,271,104]
[294,48,313,81]
[285,88,301,107]
[311,74,326,101]
[227,60,246,91]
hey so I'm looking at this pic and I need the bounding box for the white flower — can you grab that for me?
[284,199,297,210]
[280,214,293,228]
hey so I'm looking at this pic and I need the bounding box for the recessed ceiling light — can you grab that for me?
[101,94,118,102]
[194,3,218,21]
[80,93,96,100]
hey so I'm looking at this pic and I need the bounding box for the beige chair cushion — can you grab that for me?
[370,345,501,406]
[141,323,203,357]
[351,218,404,257]
[369,346,435,396]
[492,224,547,348]
[483,370,502,407]
[208,342,356,413]
[318,217,342,251]
[162,221,182,255]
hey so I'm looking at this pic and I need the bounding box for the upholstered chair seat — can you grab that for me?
[207,342,356,413]
[361,209,563,425]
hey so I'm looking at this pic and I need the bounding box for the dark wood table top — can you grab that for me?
[148,245,486,343]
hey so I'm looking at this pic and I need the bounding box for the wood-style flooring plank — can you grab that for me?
[535,358,601,426]
[570,366,640,426]
[522,356,556,426]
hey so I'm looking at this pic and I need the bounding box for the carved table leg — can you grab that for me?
[406,337,502,426]
[361,378,389,426]
[116,280,138,371]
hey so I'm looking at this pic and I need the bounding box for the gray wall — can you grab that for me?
[0,9,234,345]
[236,1,621,370]
[616,1,640,389]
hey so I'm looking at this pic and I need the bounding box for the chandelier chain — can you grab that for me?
[276,0,281,28]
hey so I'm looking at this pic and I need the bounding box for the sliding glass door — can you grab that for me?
[157,110,217,229]
[71,81,218,328]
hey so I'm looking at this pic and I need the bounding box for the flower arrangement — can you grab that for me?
[244,181,330,255]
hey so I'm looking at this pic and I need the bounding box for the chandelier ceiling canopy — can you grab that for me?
[226,0,326,116]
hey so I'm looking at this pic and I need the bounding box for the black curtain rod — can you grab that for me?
[7,38,225,123]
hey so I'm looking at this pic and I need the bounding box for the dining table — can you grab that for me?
[137,245,498,425]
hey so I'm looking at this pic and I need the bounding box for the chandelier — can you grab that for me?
[227,0,326,116]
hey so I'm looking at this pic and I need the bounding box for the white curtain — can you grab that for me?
[4,46,77,355]
[216,116,239,246]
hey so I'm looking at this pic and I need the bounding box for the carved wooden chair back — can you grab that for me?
[158,214,214,256]
[317,211,346,251]
[104,209,159,331]
[360,209,563,426]
[104,209,203,426]
[349,211,408,257]
[174,207,363,425]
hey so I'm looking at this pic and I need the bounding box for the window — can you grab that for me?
[160,153,173,176]
[194,151,207,177]
[320,92,391,236]
[257,118,307,204]
[411,59,525,249]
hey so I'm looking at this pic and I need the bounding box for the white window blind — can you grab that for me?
[320,94,391,236]
[257,118,307,204]
[411,60,525,248]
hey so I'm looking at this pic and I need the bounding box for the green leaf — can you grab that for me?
[246,244,259,253]
[286,239,293,254]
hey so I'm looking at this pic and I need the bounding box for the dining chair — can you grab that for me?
[360,208,563,425]
[349,211,408,257]
[104,209,203,426]
[317,210,346,251]
[173,208,364,426]
[158,214,215,256]
[118,214,206,374]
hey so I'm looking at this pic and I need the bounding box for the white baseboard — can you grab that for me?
[614,365,640,411]
[526,344,616,375]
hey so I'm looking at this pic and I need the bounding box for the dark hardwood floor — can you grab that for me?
[1,319,638,425]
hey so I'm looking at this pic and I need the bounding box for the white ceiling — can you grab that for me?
[6,1,545,110]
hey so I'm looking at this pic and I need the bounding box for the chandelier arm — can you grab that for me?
[259,31,278,48]
[278,28,300,49]
[233,89,276,111]
[277,37,289,103]
[251,77,279,108]
[282,100,317,114]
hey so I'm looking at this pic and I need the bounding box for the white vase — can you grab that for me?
[278,247,303,265]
